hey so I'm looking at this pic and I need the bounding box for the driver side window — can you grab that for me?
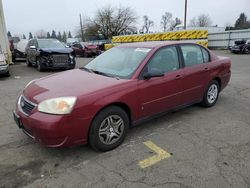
[146,46,179,74]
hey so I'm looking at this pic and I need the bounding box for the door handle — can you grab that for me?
[175,74,183,80]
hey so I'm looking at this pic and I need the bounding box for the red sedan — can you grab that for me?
[71,42,100,57]
[13,41,231,151]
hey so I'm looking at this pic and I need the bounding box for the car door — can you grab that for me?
[137,46,184,118]
[179,44,211,105]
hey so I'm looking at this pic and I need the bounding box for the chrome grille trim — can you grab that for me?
[18,95,37,116]
[52,54,69,64]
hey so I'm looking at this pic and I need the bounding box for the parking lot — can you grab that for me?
[0,50,250,188]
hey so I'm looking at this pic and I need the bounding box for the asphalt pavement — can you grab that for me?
[0,51,250,188]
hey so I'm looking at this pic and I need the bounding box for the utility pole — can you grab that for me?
[184,0,188,30]
[79,14,84,42]
[0,0,12,64]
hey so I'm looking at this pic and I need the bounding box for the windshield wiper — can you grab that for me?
[80,67,119,79]
[90,69,114,78]
[79,67,94,73]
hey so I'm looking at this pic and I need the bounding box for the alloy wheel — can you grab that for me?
[207,84,218,104]
[98,115,124,145]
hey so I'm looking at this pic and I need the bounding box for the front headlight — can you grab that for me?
[0,61,7,65]
[38,97,77,115]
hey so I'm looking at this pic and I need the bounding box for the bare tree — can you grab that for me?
[142,15,154,33]
[189,14,212,27]
[189,17,197,27]
[197,14,212,27]
[35,30,47,38]
[93,6,137,39]
[169,17,182,30]
[161,12,172,32]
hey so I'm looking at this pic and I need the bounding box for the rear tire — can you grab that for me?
[201,80,220,107]
[89,106,129,152]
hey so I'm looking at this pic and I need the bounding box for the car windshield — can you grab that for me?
[38,40,65,49]
[84,47,151,79]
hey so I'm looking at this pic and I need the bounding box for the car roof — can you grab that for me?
[117,41,195,49]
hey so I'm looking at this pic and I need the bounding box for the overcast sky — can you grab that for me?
[2,0,250,37]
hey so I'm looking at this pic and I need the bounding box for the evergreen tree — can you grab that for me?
[23,34,26,39]
[7,31,12,38]
[68,31,72,38]
[47,32,51,38]
[62,31,67,43]
[29,32,33,39]
[51,30,57,38]
[235,13,250,29]
[57,32,62,41]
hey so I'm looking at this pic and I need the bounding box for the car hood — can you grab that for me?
[39,48,73,54]
[23,69,129,103]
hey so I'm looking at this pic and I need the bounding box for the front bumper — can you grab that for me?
[0,64,9,74]
[14,98,92,147]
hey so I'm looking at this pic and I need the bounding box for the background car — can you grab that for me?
[0,47,10,77]
[14,41,231,151]
[230,39,250,54]
[71,42,100,57]
[26,39,76,72]
[12,39,28,62]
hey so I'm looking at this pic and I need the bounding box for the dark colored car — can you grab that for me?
[71,42,100,57]
[14,41,231,151]
[230,40,250,54]
[26,39,76,71]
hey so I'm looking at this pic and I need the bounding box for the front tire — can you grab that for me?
[201,80,220,107]
[26,58,32,67]
[5,71,10,77]
[89,106,129,152]
[36,57,45,72]
[244,47,250,54]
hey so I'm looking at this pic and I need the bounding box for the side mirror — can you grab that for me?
[30,46,36,50]
[143,68,164,79]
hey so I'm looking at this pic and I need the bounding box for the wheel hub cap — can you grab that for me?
[98,115,124,145]
[207,84,218,104]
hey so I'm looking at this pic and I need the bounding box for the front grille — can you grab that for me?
[52,55,69,65]
[20,96,36,115]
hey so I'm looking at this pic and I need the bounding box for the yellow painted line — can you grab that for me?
[138,141,171,168]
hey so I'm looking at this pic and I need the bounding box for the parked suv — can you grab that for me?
[26,39,76,71]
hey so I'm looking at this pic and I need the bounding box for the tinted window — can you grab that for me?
[73,43,82,48]
[29,40,34,46]
[181,45,203,67]
[201,48,209,63]
[146,46,179,73]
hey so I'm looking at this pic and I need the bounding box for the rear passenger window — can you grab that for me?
[201,48,210,63]
[181,45,203,67]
